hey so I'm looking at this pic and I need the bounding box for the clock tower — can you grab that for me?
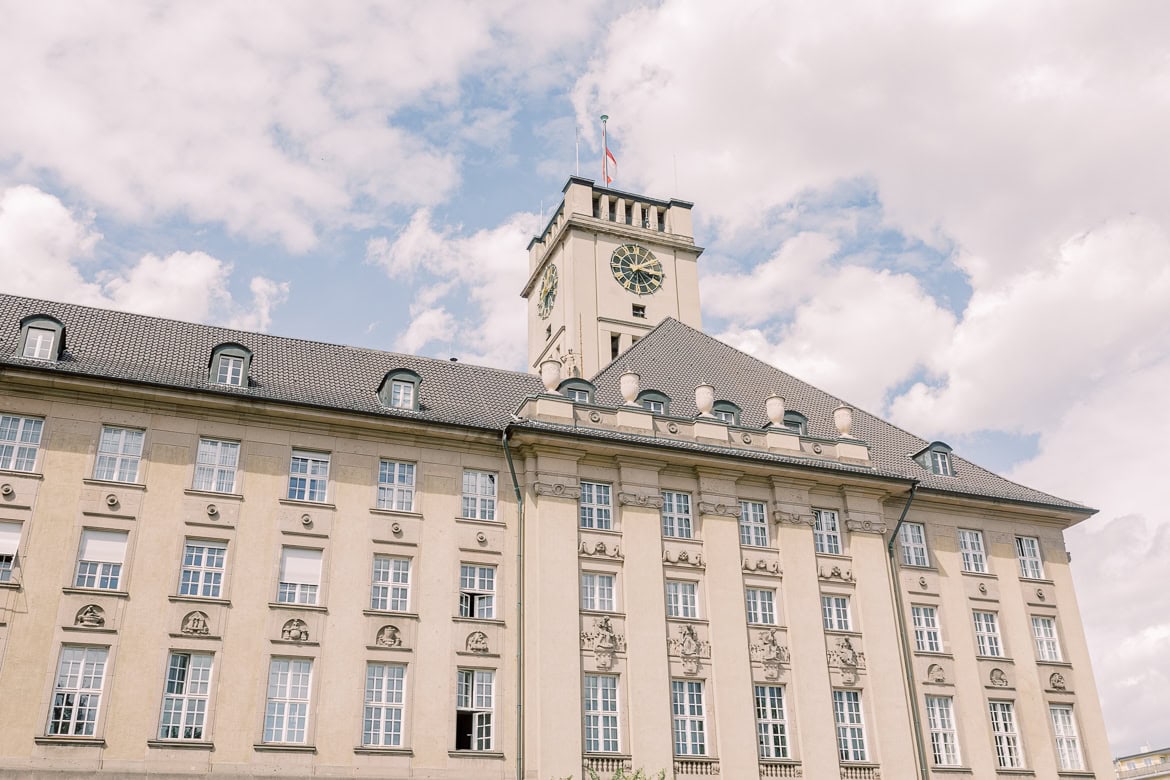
[521,176,704,379]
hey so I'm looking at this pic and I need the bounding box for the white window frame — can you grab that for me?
[179,540,226,599]
[215,354,245,386]
[581,571,616,612]
[0,520,22,583]
[277,547,322,605]
[583,674,620,753]
[579,481,613,530]
[388,380,415,410]
[661,491,693,538]
[462,470,497,521]
[821,594,851,632]
[900,522,930,567]
[671,679,707,756]
[23,326,56,360]
[74,529,128,591]
[192,438,239,493]
[745,588,777,625]
[973,610,1003,657]
[642,399,665,414]
[665,580,698,619]
[833,689,868,762]
[455,668,494,751]
[931,450,953,476]
[0,414,44,472]
[712,409,735,424]
[1016,536,1045,579]
[989,700,1023,769]
[925,694,961,767]
[566,388,590,403]
[1050,704,1084,771]
[377,460,416,512]
[46,646,108,736]
[371,555,411,612]
[363,662,406,747]
[912,605,942,653]
[459,564,496,619]
[1031,615,1062,662]
[814,509,842,555]
[93,426,144,483]
[287,449,329,503]
[754,684,789,759]
[157,651,213,741]
[263,657,312,744]
[739,499,769,547]
[958,529,987,573]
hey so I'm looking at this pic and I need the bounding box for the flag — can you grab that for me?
[605,146,617,184]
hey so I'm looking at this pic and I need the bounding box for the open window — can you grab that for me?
[209,343,252,387]
[18,314,65,361]
[378,368,422,411]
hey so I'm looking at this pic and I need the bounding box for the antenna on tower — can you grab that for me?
[601,114,610,185]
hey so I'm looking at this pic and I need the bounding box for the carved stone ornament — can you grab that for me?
[818,564,855,583]
[0,482,14,497]
[534,481,582,500]
[476,531,488,544]
[741,433,753,444]
[774,510,816,527]
[750,628,791,667]
[845,516,888,534]
[927,663,946,684]
[827,637,866,674]
[75,604,105,628]
[918,576,929,590]
[206,503,218,518]
[581,616,626,655]
[668,624,711,675]
[978,583,988,595]
[698,501,741,518]
[466,631,490,654]
[617,491,665,509]
[589,411,602,423]
[667,422,679,434]
[181,611,210,636]
[989,668,1009,688]
[743,557,782,576]
[376,624,402,647]
[580,540,623,559]
[1049,672,1067,691]
[663,548,704,567]
[281,618,310,642]
[1036,588,1047,602]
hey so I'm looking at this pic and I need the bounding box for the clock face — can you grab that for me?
[610,244,663,295]
[537,263,558,319]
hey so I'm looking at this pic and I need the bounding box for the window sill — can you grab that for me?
[170,594,231,606]
[815,552,852,562]
[371,508,422,519]
[930,767,973,773]
[354,746,412,755]
[913,650,954,659]
[899,563,937,572]
[448,749,505,759]
[824,629,862,638]
[740,543,774,552]
[185,488,243,501]
[363,609,420,620]
[455,516,505,526]
[0,580,21,591]
[34,736,105,747]
[147,739,214,750]
[268,601,328,613]
[1055,772,1094,778]
[451,616,505,626]
[0,467,42,480]
[1018,577,1054,585]
[661,534,699,542]
[62,587,129,598]
[579,526,622,538]
[83,478,145,490]
[253,743,316,753]
[666,616,709,625]
[993,770,1034,776]
[976,655,1014,663]
[960,570,997,579]
[581,608,626,618]
[1036,659,1073,668]
[279,498,336,510]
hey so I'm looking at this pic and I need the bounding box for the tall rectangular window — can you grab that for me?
[745,588,776,625]
[388,380,414,409]
[581,572,616,612]
[1050,704,1084,771]
[665,580,698,618]
[814,509,842,555]
[278,547,322,605]
[822,594,851,631]
[973,610,1003,657]
[264,658,312,744]
[455,669,494,750]
[371,556,411,612]
[754,684,789,759]
[912,605,942,653]
[47,646,108,736]
[989,700,1023,768]
[215,355,244,386]
[93,426,144,483]
[158,652,213,740]
[74,529,128,590]
[179,540,226,598]
[24,327,55,359]
[287,450,329,502]
[1031,616,1062,662]
[671,679,706,756]
[1016,536,1044,579]
[0,520,21,582]
[900,522,930,567]
[579,482,613,530]
[739,500,768,547]
[958,529,987,573]
[193,438,239,493]
[377,460,416,512]
[459,564,496,619]
[661,491,693,538]
[583,674,620,753]
[363,662,406,747]
[0,414,43,472]
[833,689,868,762]
[462,470,497,520]
[925,695,961,766]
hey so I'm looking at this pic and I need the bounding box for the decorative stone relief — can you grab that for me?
[773,510,815,527]
[989,668,1009,688]
[669,624,710,675]
[589,411,602,423]
[750,628,790,679]
[845,516,887,534]
[581,616,625,670]
[534,481,582,499]
[376,624,402,647]
[281,618,310,642]
[742,557,782,576]
[75,604,105,628]
[181,611,210,635]
[978,583,988,595]
[698,501,741,518]
[466,631,489,654]
[663,548,704,567]
[667,422,679,434]
[827,637,865,685]
[918,576,929,590]
[927,663,946,684]
[1035,588,1047,602]
[580,540,623,559]
[1049,672,1067,691]
[0,483,13,498]
[818,564,855,583]
[617,491,665,509]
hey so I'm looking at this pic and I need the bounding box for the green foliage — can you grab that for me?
[552,769,666,780]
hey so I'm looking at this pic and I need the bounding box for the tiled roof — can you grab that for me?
[0,294,1087,512]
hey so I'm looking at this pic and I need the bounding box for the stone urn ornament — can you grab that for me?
[765,395,786,427]
[695,384,715,417]
[619,372,640,405]
[833,404,855,438]
[539,359,562,393]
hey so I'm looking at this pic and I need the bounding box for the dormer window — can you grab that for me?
[712,401,741,426]
[782,411,808,435]
[637,390,670,415]
[914,442,955,476]
[378,369,421,411]
[558,378,595,405]
[209,343,252,387]
[18,315,65,362]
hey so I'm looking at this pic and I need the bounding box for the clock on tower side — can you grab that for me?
[521,176,704,380]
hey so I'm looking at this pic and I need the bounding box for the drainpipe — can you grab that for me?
[886,482,929,780]
[502,427,525,780]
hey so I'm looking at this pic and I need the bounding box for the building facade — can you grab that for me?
[1115,747,1170,780]
[0,177,1111,778]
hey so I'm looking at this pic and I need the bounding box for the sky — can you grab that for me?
[1,0,1167,756]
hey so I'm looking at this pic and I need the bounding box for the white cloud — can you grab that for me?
[0,185,288,330]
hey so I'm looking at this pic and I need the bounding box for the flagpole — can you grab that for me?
[575,126,580,176]
[601,114,609,185]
